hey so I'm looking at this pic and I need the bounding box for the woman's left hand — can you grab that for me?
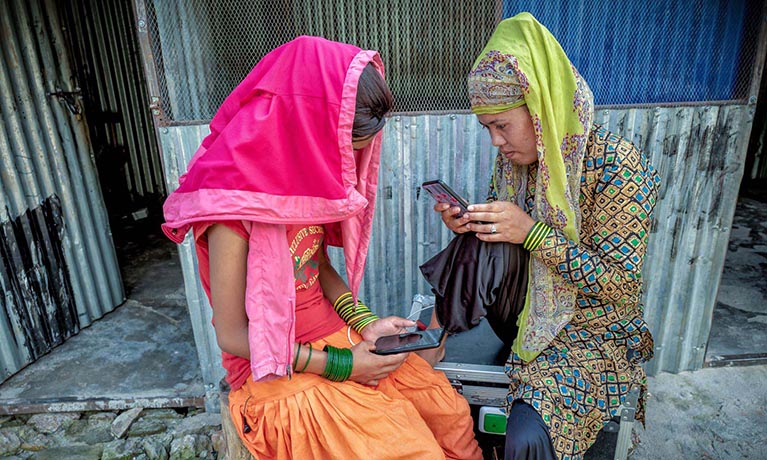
[464,201,535,244]
[360,316,416,343]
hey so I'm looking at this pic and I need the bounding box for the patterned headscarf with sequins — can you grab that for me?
[468,12,594,362]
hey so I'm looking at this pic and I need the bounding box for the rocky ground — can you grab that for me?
[3,366,767,460]
[0,407,223,460]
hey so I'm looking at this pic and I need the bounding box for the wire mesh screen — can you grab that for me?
[144,0,499,121]
[144,0,763,122]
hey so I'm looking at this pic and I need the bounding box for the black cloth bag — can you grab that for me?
[419,233,529,346]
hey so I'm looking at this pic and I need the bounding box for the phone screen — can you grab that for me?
[422,180,469,217]
[373,328,445,355]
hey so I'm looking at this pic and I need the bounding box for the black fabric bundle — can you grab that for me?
[419,233,529,346]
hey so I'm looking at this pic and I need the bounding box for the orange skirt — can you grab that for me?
[228,327,482,460]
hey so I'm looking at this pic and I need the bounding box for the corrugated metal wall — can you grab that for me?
[160,104,754,375]
[597,106,751,374]
[148,2,216,121]
[747,53,767,181]
[61,0,165,203]
[752,120,767,179]
[157,125,226,389]
[0,0,124,381]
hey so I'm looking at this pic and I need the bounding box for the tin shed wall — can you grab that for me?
[61,0,165,202]
[157,126,226,391]
[161,103,753,376]
[0,0,124,382]
[752,119,767,180]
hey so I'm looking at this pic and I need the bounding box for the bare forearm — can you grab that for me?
[293,343,328,374]
[219,331,332,376]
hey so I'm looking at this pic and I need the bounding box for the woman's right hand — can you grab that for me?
[349,341,409,386]
[434,202,472,233]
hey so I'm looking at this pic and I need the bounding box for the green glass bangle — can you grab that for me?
[322,345,353,382]
[297,342,313,373]
[333,292,355,314]
[335,349,345,381]
[337,348,353,381]
[336,299,371,318]
[333,292,379,332]
[352,315,378,332]
[523,221,552,251]
[321,345,337,380]
[333,291,353,306]
[292,344,301,370]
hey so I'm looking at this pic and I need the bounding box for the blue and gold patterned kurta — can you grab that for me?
[505,126,660,459]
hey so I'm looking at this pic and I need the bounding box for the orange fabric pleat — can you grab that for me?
[228,327,482,460]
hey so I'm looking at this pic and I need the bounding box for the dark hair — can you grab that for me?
[352,63,394,139]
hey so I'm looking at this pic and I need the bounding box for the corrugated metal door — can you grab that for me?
[0,0,124,382]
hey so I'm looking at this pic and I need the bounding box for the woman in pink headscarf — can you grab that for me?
[162,36,482,460]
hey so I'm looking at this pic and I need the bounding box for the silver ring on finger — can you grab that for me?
[490,224,497,234]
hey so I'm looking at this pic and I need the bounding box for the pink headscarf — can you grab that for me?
[162,36,385,380]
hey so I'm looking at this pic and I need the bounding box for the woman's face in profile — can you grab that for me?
[477,105,538,165]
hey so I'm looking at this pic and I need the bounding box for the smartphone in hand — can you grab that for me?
[422,180,469,217]
[372,328,446,355]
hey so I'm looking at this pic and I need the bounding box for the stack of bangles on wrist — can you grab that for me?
[523,221,552,251]
[321,345,353,381]
[333,292,379,332]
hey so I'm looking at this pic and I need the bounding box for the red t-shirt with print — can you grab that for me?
[193,221,345,390]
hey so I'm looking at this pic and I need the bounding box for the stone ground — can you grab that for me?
[705,195,767,363]
[630,365,767,460]
[0,407,224,460]
[2,361,766,460]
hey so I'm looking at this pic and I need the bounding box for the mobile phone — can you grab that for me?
[372,327,446,355]
[422,180,470,217]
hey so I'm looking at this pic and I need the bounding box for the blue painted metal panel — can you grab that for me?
[503,0,757,104]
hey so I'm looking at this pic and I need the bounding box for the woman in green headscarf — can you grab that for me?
[434,13,660,460]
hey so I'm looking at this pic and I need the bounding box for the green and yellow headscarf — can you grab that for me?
[468,12,594,361]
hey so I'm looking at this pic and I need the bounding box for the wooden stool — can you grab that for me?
[219,381,254,460]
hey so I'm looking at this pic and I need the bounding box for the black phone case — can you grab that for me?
[422,180,469,214]
[372,328,446,355]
